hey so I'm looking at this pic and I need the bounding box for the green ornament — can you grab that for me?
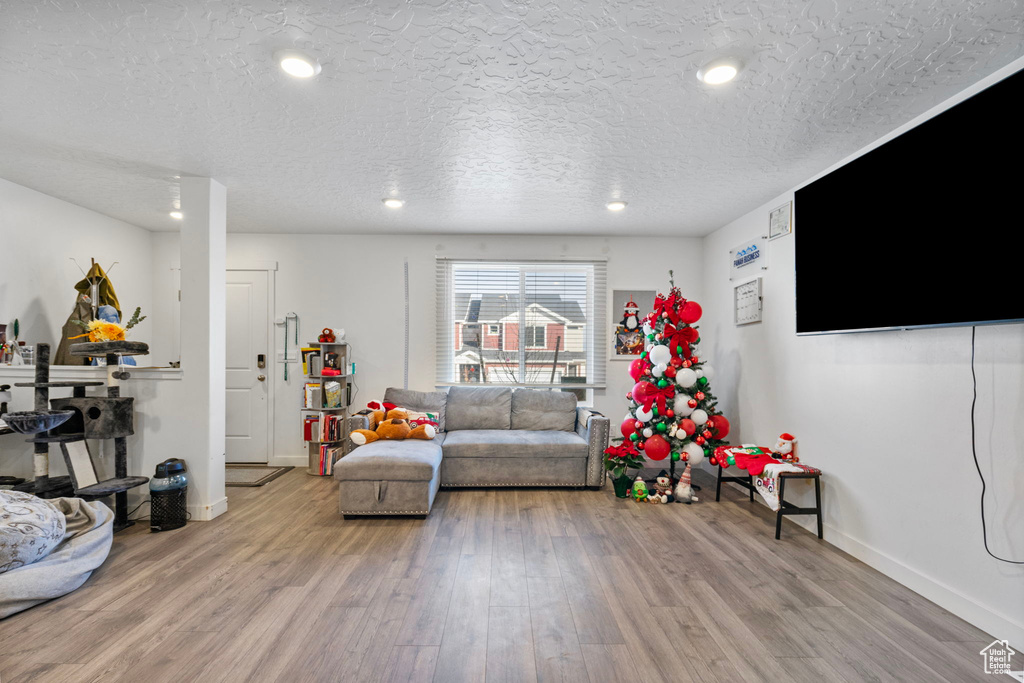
[652,405,659,415]
[671,451,680,461]
[641,352,647,359]
[698,377,709,386]
[648,333,656,341]
[629,433,639,442]
[657,379,669,388]
[676,345,683,354]
[656,422,667,432]
[696,337,701,344]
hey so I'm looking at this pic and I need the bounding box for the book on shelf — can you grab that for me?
[303,412,344,443]
[319,444,343,476]
[309,353,322,377]
[300,347,319,375]
[324,381,342,409]
[303,383,322,409]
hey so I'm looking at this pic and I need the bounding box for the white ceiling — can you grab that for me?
[1,1,1022,236]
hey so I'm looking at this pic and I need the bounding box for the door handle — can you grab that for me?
[257,354,266,369]
[257,375,266,382]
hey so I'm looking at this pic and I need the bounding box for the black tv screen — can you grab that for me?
[795,68,1024,335]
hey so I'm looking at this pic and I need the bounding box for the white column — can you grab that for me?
[179,177,227,520]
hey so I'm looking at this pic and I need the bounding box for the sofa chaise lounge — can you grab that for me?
[333,386,610,517]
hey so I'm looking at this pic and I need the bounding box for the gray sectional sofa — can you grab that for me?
[333,386,610,517]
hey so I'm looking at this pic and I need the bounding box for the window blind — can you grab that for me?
[435,258,607,389]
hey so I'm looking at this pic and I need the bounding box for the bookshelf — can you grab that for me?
[300,341,353,476]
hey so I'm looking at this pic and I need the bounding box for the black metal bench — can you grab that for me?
[715,463,822,540]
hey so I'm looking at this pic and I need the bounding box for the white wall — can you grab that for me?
[0,177,154,352]
[215,233,703,465]
[0,178,225,519]
[699,59,1024,647]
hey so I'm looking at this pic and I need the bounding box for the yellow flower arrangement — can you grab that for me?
[70,306,145,343]
[77,320,126,342]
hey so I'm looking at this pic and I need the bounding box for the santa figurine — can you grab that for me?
[772,433,798,462]
[621,297,640,331]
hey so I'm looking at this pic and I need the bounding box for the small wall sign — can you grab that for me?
[729,236,766,280]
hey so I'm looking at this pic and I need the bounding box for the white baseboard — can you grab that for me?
[268,455,308,468]
[188,496,228,521]
[719,481,1023,649]
[823,523,1023,650]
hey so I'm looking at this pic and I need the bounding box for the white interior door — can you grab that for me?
[225,270,270,463]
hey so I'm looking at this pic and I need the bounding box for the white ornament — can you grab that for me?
[684,442,705,465]
[648,345,671,366]
[642,323,653,335]
[652,363,667,378]
[691,409,708,425]
[635,405,654,422]
[695,369,704,379]
[673,395,695,416]
[642,428,654,438]
[676,368,698,388]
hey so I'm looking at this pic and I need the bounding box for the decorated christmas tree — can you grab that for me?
[617,272,731,501]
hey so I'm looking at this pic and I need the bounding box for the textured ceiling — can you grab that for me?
[0,0,1022,236]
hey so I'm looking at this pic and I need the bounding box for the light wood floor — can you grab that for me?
[0,469,995,682]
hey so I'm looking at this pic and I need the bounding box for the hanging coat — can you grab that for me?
[54,293,94,366]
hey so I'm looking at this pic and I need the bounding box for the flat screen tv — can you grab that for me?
[794,67,1024,335]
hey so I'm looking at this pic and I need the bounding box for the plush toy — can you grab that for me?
[772,433,798,462]
[621,297,640,330]
[653,470,675,503]
[631,475,648,502]
[350,407,436,446]
[673,464,698,504]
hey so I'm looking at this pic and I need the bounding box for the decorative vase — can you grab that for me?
[612,475,631,498]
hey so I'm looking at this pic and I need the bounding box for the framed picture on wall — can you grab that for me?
[769,201,792,240]
[611,290,656,359]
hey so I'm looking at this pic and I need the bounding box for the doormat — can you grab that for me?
[225,465,294,487]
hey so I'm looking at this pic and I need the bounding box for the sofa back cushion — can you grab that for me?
[383,387,449,432]
[445,386,512,431]
[511,388,577,432]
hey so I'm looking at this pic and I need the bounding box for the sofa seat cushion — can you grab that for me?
[511,388,577,431]
[334,438,443,482]
[441,429,587,459]
[445,386,512,431]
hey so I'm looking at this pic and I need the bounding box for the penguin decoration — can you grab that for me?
[621,297,640,331]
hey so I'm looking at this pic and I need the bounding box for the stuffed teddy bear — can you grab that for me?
[350,406,436,446]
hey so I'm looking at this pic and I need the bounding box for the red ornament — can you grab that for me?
[626,392,632,401]
[664,366,677,379]
[702,429,712,439]
[636,441,645,450]
[691,356,699,364]
[679,300,702,324]
[687,399,698,408]
[670,357,683,368]
[695,391,705,401]
[628,358,646,381]
[620,418,637,439]
[665,409,674,418]
[681,452,689,462]
[711,415,730,439]
[695,436,705,445]
[709,456,718,467]
[644,434,670,460]
[632,381,656,405]
[682,360,692,368]
[634,421,643,431]
[679,419,696,436]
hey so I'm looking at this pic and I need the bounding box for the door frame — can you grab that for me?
[227,260,277,465]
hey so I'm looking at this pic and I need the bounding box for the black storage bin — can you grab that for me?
[150,487,187,532]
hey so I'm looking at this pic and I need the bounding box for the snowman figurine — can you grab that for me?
[621,298,640,331]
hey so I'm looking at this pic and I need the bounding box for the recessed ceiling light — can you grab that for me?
[697,58,742,85]
[275,50,321,78]
[383,198,405,209]
[606,201,627,211]
[169,211,183,220]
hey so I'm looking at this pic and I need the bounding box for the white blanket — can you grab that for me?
[0,497,113,619]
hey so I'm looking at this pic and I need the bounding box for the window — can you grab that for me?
[525,325,546,348]
[436,259,607,397]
